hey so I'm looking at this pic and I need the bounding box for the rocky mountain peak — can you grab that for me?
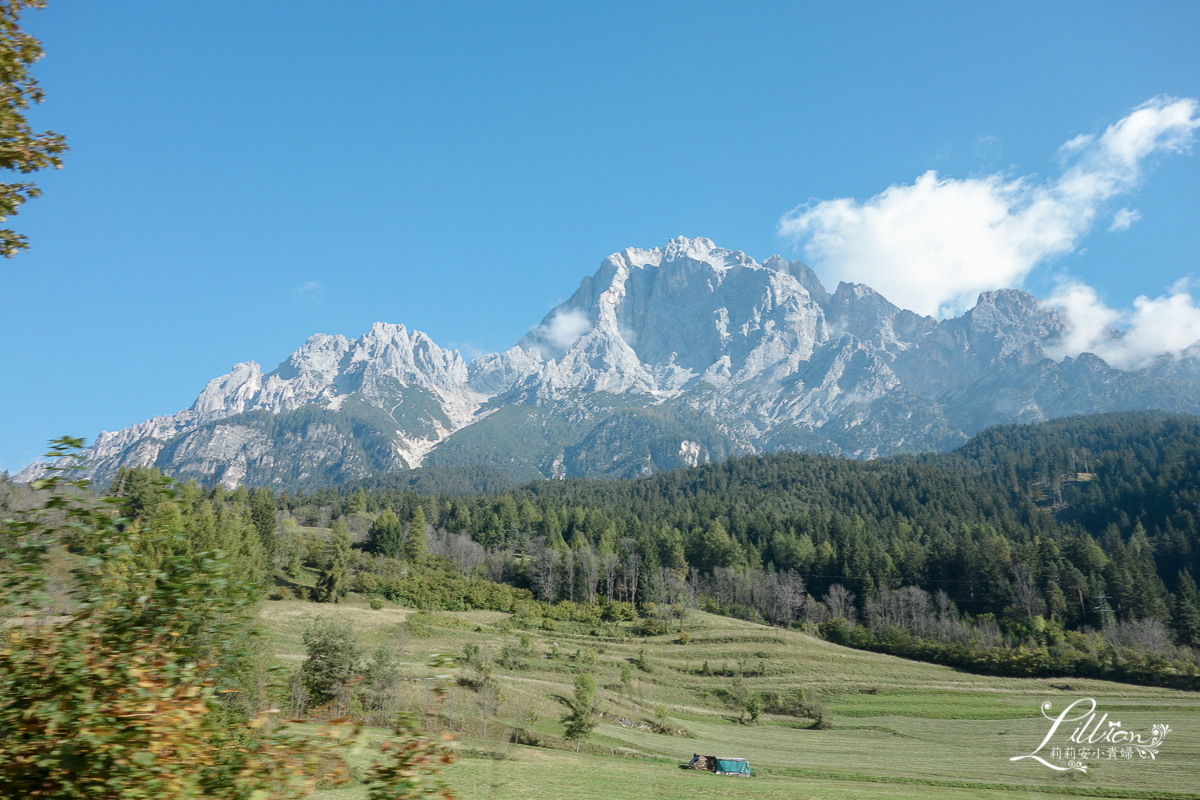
[21,236,1200,490]
[276,333,354,382]
[191,362,264,417]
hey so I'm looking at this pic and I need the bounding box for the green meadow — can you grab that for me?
[258,598,1200,800]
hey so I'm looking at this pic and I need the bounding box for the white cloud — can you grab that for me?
[1042,282,1122,362]
[1109,207,1141,232]
[778,96,1200,318]
[290,280,325,305]
[529,308,593,357]
[1045,279,1200,370]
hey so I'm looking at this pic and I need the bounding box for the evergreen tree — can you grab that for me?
[108,466,172,525]
[316,520,351,603]
[299,616,363,710]
[664,527,688,573]
[449,501,472,533]
[561,673,599,753]
[363,643,402,724]
[368,508,404,558]
[250,487,278,570]
[1172,571,1200,647]
[478,510,503,548]
[405,505,427,562]
[541,508,564,550]
[699,518,736,571]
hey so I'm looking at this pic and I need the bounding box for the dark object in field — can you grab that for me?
[684,754,751,776]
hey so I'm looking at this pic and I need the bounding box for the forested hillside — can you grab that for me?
[247,411,1200,685]
[308,412,1196,618]
[7,411,1197,687]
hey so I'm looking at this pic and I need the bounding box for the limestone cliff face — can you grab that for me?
[21,237,1200,489]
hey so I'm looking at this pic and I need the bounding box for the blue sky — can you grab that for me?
[2,1,1199,473]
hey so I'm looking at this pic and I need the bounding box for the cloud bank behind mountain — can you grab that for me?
[779,96,1200,368]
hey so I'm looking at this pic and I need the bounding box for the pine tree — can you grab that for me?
[224,500,269,589]
[700,518,736,571]
[405,505,427,562]
[316,520,351,603]
[108,466,172,525]
[368,508,404,558]
[300,615,363,710]
[250,488,277,571]
[1172,571,1200,647]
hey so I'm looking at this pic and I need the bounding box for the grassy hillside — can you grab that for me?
[259,598,1200,800]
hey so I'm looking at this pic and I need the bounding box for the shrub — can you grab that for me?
[639,618,671,636]
[369,595,386,610]
[745,693,765,724]
[353,571,381,594]
[602,600,638,621]
[572,603,603,624]
[405,614,435,638]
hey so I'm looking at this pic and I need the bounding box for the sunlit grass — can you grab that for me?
[259,599,1200,800]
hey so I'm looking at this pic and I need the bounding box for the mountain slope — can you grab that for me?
[21,237,1200,489]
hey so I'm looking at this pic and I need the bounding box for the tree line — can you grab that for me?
[8,411,1199,692]
[255,411,1200,685]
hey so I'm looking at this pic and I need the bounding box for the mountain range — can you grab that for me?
[21,236,1200,490]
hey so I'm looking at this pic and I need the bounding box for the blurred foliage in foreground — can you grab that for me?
[0,438,455,799]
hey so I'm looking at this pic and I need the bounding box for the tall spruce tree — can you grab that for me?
[299,616,363,710]
[405,505,427,562]
[368,508,403,558]
[1172,571,1200,647]
[316,519,351,603]
[250,487,278,571]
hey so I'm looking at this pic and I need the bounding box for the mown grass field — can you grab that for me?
[258,598,1200,800]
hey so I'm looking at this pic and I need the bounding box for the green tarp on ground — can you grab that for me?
[714,758,751,776]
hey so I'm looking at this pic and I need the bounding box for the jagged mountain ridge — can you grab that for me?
[23,237,1200,489]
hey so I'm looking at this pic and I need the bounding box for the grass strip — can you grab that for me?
[756,767,1200,799]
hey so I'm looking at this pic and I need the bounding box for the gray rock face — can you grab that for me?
[21,236,1200,489]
